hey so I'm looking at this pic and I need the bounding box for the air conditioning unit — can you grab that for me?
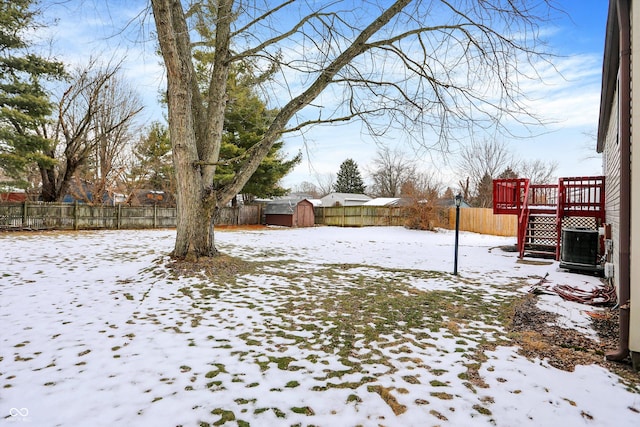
[559,228,602,273]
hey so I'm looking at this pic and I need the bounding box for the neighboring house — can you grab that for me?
[0,190,27,202]
[127,189,175,207]
[597,0,638,368]
[62,180,119,205]
[363,197,401,207]
[321,192,372,207]
[265,198,315,227]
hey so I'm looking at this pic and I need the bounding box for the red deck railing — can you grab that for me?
[493,176,605,259]
[559,176,606,219]
[492,178,528,215]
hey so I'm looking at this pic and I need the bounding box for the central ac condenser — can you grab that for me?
[559,228,601,273]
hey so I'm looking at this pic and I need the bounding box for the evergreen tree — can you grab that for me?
[215,69,301,202]
[498,167,518,179]
[130,122,174,192]
[0,0,65,188]
[333,158,366,193]
[473,172,494,208]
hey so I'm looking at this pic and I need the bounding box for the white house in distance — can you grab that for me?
[320,192,372,207]
[597,0,639,369]
[363,197,401,207]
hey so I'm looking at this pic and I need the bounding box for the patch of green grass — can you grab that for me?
[291,406,315,416]
[473,404,492,416]
[430,391,454,400]
[210,408,235,426]
[285,380,300,388]
[346,394,362,403]
[272,408,286,418]
[178,287,193,297]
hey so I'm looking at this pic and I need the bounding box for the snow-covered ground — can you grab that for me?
[0,226,638,426]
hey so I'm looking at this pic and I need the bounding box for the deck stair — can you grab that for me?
[493,176,605,260]
[524,213,558,258]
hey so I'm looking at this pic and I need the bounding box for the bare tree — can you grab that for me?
[39,60,143,202]
[516,159,558,184]
[402,170,443,230]
[455,139,514,197]
[292,181,321,198]
[368,147,416,198]
[150,0,557,258]
[314,173,335,197]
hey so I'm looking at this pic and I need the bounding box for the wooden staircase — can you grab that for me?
[493,176,606,260]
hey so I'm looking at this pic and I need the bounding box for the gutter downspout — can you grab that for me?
[607,0,631,362]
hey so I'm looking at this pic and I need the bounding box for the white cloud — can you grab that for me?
[37,2,605,189]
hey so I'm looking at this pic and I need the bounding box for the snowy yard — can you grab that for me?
[1,226,639,426]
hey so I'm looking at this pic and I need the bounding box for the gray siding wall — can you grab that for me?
[603,84,621,294]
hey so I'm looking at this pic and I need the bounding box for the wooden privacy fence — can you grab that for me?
[315,206,406,227]
[315,205,517,237]
[0,202,261,231]
[448,207,517,237]
[0,202,516,236]
[216,205,262,226]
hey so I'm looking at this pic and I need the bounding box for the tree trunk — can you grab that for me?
[151,0,220,258]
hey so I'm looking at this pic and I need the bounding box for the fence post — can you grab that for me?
[74,201,79,230]
[117,204,122,229]
[153,204,158,228]
[22,201,27,228]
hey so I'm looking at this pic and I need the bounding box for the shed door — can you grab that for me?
[295,203,314,227]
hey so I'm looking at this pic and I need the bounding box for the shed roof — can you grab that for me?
[265,198,312,215]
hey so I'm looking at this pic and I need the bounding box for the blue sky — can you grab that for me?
[41,0,611,191]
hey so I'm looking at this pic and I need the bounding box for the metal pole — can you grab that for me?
[454,204,460,275]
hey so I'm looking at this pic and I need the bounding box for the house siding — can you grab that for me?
[599,0,639,364]
[604,85,621,296]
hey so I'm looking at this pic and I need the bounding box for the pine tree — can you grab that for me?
[130,122,174,192]
[0,0,65,188]
[216,69,301,202]
[333,158,366,193]
[473,172,494,208]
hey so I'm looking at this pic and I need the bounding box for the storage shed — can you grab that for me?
[265,198,315,227]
